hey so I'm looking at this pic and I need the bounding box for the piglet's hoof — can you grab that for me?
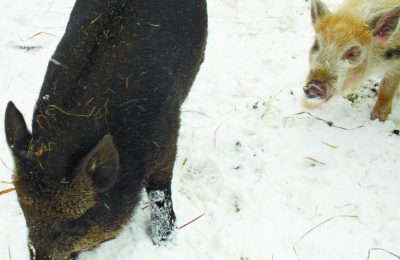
[148,190,177,245]
[371,104,391,122]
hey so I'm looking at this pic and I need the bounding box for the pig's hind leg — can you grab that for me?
[146,155,177,245]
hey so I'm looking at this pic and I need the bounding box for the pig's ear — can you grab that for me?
[370,7,400,43]
[311,0,330,25]
[77,135,119,192]
[4,102,31,156]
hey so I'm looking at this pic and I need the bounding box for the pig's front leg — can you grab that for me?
[147,184,176,245]
[371,75,399,122]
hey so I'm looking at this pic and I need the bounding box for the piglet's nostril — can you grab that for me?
[304,80,327,99]
[303,86,311,95]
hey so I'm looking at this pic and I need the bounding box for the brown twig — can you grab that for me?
[85,97,95,107]
[47,105,96,118]
[367,248,400,259]
[178,213,205,229]
[28,32,59,40]
[34,142,55,157]
[306,156,327,166]
[90,13,103,25]
[124,78,129,89]
[293,215,359,260]
[116,99,137,107]
[293,112,364,130]
[0,188,16,196]
[141,202,150,210]
[0,157,12,171]
[322,142,338,149]
[182,158,188,166]
[36,116,45,129]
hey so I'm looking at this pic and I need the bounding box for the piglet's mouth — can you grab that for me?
[303,80,332,101]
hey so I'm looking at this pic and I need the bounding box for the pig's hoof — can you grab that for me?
[148,190,176,246]
[151,223,176,246]
[371,105,391,122]
[150,215,176,246]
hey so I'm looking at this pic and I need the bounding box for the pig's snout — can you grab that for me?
[303,80,328,99]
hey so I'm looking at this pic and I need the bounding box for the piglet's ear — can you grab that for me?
[311,0,330,25]
[371,7,400,43]
[4,102,31,156]
[77,135,119,192]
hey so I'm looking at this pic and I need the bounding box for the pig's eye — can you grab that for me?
[311,39,320,52]
[343,46,361,62]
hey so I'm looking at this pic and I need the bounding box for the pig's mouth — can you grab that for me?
[303,80,332,101]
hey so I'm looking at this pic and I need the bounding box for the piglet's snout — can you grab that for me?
[303,80,327,99]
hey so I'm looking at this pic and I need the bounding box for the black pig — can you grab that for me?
[4,0,207,259]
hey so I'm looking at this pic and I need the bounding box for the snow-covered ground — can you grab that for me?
[1,0,399,259]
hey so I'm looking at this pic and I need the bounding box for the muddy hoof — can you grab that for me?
[371,105,391,122]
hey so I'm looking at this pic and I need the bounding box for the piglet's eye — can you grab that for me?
[343,46,361,62]
[311,39,320,52]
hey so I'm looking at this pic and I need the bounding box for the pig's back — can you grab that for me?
[29,0,207,179]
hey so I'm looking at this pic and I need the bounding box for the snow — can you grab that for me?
[147,190,176,245]
[0,0,399,259]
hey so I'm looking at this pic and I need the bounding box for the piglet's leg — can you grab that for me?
[147,182,176,245]
[371,75,399,122]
